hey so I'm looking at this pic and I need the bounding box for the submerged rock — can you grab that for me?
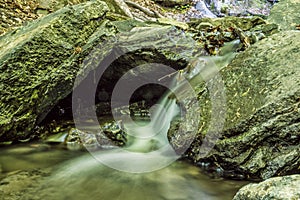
[44,123,127,150]
[0,169,50,200]
[233,174,300,200]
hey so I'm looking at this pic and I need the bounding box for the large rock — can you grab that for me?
[0,0,207,142]
[0,0,113,142]
[268,0,300,31]
[233,174,300,200]
[170,30,300,179]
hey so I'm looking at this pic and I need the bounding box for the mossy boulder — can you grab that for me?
[268,0,300,31]
[170,30,300,179]
[0,0,114,141]
[233,174,300,200]
[0,0,206,142]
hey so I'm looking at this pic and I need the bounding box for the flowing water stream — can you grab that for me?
[0,83,247,199]
[0,40,248,199]
[0,142,248,200]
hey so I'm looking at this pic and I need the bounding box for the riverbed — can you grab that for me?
[0,141,249,200]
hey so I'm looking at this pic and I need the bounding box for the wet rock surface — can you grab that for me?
[0,169,50,200]
[233,174,300,200]
[0,0,201,142]
[170,30,300,179]
[0,0,299,188]
[44,121,127,150]
[64,124,127,150]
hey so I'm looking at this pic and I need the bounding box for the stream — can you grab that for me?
[1,89,248,200]
[0,40,250,199]
[0,141,249,200]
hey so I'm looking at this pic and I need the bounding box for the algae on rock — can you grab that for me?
[0,0,122,142]
[233,174,300,200]
[169,30,300,179]
[268,0,300,31]
[0,0,205,142]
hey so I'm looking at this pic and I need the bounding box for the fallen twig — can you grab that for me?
[158,71,178,81]
[125,0,158,18]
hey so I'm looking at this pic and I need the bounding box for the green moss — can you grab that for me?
[0,0,113,141]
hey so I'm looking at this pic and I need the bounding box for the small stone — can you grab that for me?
[66,141,82,151]
[233,175,300,200]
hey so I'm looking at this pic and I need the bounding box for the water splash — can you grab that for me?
[90,88,182,173]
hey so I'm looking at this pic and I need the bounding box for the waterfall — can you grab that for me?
[89,40,240,173]
[124,89,180,153]
[25,40,244,200]
[91,75,183,173]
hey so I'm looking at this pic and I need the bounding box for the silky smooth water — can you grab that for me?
[40,153,248,200]
[1,40,245,199]
[0,143,248,200]
[0,142,82,173]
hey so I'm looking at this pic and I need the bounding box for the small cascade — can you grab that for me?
[8,40,246,200]
[84,40,241,173]
[124,90,180,153]
[88,74,184,172]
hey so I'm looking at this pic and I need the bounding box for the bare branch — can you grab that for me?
[125,0,159,18]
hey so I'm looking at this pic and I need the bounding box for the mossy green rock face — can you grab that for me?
[233,174,300,200]
[170,30,300,179]
[0,0,114,142]
[268,0,300,31]
[0,0,204,142]
[189,16,267,31]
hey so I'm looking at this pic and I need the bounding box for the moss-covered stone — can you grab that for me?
[233,174,300,200]
[170,30,300,179]
[268,0,300,31]
[189,16,267,31]
[0,0,207,142]
[0,0,119,142]
[188,16,278,54]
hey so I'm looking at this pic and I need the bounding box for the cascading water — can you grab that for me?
[122,74,181,153]
[81,68,193,173]
[124,97,180,153]
[10,40,244,200]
